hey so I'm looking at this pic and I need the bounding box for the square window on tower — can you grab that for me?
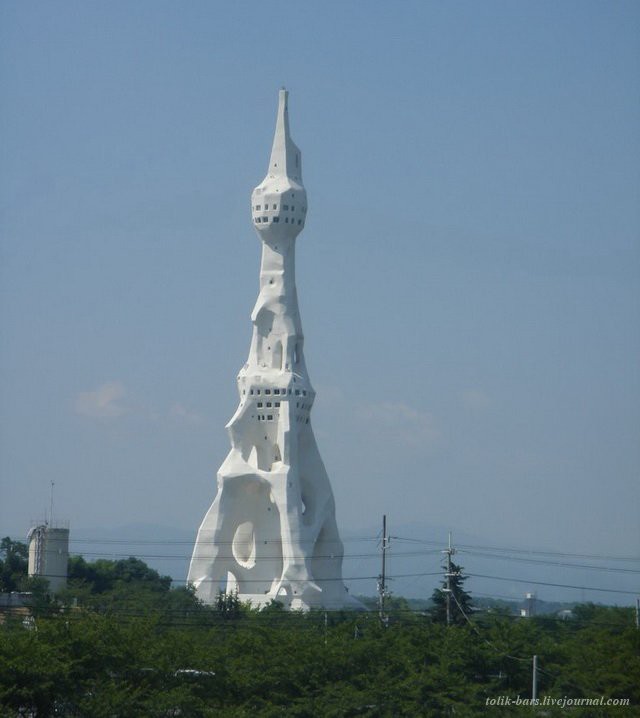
[257,402,263,408]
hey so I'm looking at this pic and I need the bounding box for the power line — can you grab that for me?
[55,546,640,577]
[27,570,444,584]
[392,536,640,562]
[67,536,380,546]
[12,533,639,563]
[467,572,639,596]
[65,548,441,561]
[452,542,640,563]
[450,586,625,700]
[459,550,640,574]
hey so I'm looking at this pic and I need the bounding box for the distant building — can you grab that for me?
[27,524,69,594]
[519,592,536,617]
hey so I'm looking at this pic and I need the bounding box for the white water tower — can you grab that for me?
[27,524,69,594]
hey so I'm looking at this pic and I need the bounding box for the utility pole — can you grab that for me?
[635,598,639,630]
[532,655,538,702]
[378,514,389,625]
[442,532,456,626]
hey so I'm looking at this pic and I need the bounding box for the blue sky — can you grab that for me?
[1,2,638,598]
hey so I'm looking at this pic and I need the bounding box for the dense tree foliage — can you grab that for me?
[0,537,29,592]
[1,552,638,716]
[429,560,473,626]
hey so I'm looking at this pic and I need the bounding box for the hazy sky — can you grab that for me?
[1,1,638,595]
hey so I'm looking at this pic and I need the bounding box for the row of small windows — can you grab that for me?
[248,388,307,396]
[255,217,303,225]
[254,400,311,411]
[255,414,308,425]
[253,204,307,213]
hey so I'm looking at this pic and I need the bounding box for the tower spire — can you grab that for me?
[268,88,302,182]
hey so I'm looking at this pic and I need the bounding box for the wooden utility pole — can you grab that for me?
[442,532,456,626]
[378,515,389,625]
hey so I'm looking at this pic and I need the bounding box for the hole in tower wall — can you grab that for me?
[232,522,256,569]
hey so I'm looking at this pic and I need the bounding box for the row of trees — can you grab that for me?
[0,538,472,626]
[1,539,638,716]
[0,537,29,593]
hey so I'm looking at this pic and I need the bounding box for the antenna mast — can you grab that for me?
[49,481,55,526]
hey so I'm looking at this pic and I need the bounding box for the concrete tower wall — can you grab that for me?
[27,525,69,594]
[188,90,361,611]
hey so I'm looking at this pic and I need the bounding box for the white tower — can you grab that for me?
[188,89,359,610]
[27,525,69,594]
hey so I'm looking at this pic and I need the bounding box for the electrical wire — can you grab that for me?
[467,572,638,596]
[66,548,441,561]
[458,550,640,574]
[392,536,640,562]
